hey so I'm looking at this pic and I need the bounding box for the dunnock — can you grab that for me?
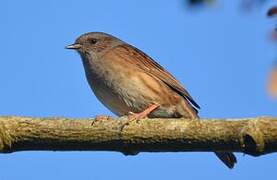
[66,32,236,169]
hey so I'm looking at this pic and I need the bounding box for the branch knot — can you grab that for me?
[240,119,265,156]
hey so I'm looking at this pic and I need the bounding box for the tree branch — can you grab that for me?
[0,116,276,156]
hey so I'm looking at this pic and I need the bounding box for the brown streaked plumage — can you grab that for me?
[66,32,237,169]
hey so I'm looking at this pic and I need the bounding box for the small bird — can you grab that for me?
[66,32,237,169]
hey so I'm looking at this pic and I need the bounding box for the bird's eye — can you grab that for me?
[90,38,98,44]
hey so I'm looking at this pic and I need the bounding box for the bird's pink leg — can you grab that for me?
[120,104,160,133]
[128,104,160,121]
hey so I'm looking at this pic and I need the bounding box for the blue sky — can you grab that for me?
[0,0,276,179]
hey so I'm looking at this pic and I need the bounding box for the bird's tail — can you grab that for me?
[180,101,237,169]
[214,152,237,169]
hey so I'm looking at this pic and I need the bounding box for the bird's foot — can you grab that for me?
[128,103,160,122]
[91,115,112,126]
[120,104,160,131]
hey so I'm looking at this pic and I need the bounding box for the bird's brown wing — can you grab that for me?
[114,44,200,110]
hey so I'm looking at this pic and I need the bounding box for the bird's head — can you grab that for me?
[66,32,123,58]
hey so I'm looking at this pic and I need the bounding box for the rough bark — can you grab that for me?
[0,116,276,156]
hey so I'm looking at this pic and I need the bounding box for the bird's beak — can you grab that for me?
[65,43,82,50]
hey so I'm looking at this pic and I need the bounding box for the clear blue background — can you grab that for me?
[0,0,276,179]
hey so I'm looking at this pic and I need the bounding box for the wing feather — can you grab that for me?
[114,44,200,109]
